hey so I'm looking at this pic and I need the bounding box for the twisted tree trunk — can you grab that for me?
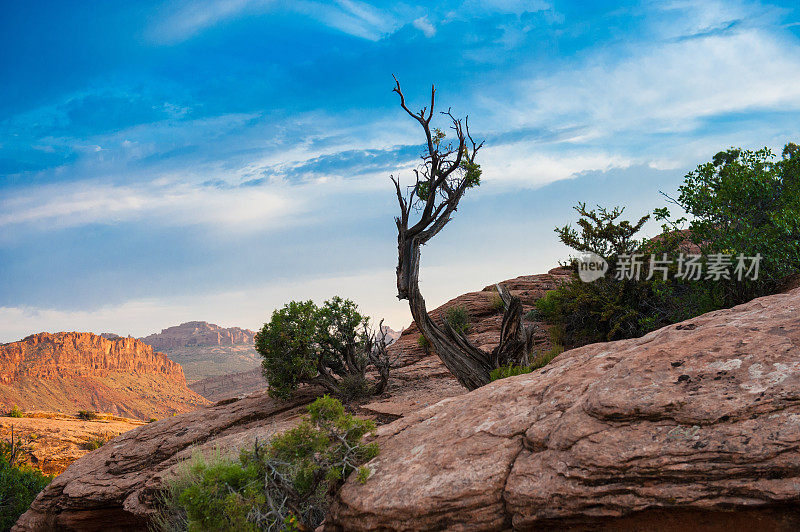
[391,77,534,391]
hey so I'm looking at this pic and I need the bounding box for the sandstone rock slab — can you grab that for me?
[328,288,800,530]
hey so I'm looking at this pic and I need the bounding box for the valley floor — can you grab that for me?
[0,413,144,475]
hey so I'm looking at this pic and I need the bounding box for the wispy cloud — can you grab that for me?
[147,0,407,43]
[0,180,304,233]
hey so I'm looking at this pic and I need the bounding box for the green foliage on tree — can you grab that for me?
[443,305,471,335]
[556,203,649,262]
[7,405,23,418]
[537,142,800,348]
[657,142,800,302]
[153,396,378,532]
[0,432,52,531]
[255,297,391,400]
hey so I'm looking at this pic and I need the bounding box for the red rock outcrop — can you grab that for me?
[12,270,570,530]
[327,286,800,530]
[0,333,185,383]
[0,333,209,419]
[139,321,255,350]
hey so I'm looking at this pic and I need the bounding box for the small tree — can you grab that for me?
[390,77,534,390]
[659,143,800,303]
[255,297,392,400]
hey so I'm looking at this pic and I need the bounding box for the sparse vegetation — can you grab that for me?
[490,365,532,381]
[417,334,431,353]
[7,405,24,418]
[76,410,100,421]
[524,308,540,321]
[153,396,378,531]
[488,292,505,312]
[255,297,393,401]
[444,305,471,335]
[83,432,115,451]
[531,344,564,370]
[489,343,565,381]
[0,427,53,530]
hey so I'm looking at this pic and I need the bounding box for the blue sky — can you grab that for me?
[2,0,800,341]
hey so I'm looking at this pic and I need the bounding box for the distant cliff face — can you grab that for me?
[0,332,186,383]
[140,321,255,350]
[0,332,209,419]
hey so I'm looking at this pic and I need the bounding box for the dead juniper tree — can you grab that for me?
[391,77,535,390]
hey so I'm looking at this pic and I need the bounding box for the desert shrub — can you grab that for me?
[531,344,564,370]
[84,432,114,451]
[489,343,565,382]
[490,365,532,381]
[488,292,505,312]
[417,334,430,353]
[255,297,392,400]
[443,305,471,335]
[148,418,158,423]
[76,410,99,421]
[7,405,23,418]
[154,396,378,532]
[0,431,52,530]
[524,308,540,322]
[537,201,723,346]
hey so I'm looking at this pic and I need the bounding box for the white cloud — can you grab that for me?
[412,16,436,37]
[0,180,304,233]
[509,30,800,133]
[147,0,404,43]
[479,146,633,187]
[145,0,264,44]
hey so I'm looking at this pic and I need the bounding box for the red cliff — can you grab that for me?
[0,332,209,419]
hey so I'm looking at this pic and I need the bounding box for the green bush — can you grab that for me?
[417,334,431,353]
[490,365,532,381]
[443,305,471,335]
[7,405,23,418]
[537,143,800,348]
[488,292,505,313]
[531,344,564,370]
[76,410,99,421]
[524,308,540,322]
[0,436,52,530]
[83,433,114,451]
[489,343,565,382]
[255,297,391,400]
[657,143,800,304]
[154,396,378,532]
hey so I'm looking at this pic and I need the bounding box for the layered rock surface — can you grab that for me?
[0,333,184,382]
[0,332,208,419]
[328,287,800,530]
